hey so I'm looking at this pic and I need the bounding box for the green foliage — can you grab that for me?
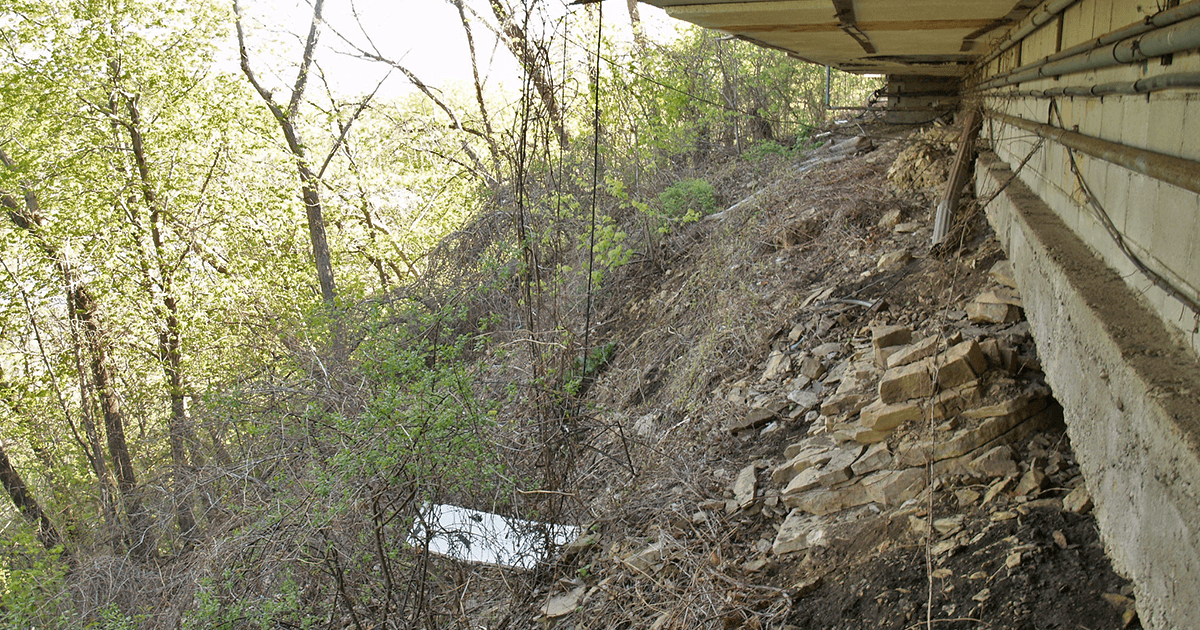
[742,135,819,162]
[564,340,618,396]
[89,605,138,630]
[578,215,633,287]
[182,576,303,630]
[0,529,68,627]
[743,139,797,161]
[657,178,717,220]
[336,301,507,496]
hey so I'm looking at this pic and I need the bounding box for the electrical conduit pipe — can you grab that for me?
[976,1,1200,90]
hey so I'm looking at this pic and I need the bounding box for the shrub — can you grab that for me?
[656,179,717,221]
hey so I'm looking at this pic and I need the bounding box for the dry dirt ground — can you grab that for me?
[485,121,1139,630]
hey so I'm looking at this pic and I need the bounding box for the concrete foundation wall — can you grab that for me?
[884,75,959,124]
[977,152,1200,630]
[972,1,1200,627]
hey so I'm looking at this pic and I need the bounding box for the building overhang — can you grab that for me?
[641,0,1040,76]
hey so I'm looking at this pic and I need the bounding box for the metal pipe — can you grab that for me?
[975,0,1080,70]
[976,1,1200,90]
[987,110,1200,196]
[1008,15,1200,85]
[826,106,953,111]
[987,71,1200,98]
[825,65,832,108]
[1006,0,1200,78]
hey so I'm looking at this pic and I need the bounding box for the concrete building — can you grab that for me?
[641,0,1200,627]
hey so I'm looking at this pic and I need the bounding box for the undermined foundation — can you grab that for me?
[977,151,1200,629]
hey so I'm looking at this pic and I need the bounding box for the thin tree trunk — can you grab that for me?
[0,441,64,552]
[120,91,200,550]
[72,287,153,557]
[489,0,569,150]
[65,286,115,492]
[1,148,152,558]
[299,163,337,302]
[626,0,647,51]
[234,0,337,303]
[453,0,502,171]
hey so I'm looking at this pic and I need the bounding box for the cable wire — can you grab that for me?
[579,0,602,402]
[1046,98,1200,320]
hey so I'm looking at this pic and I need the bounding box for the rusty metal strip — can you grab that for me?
[988,109,1200,196]
[830,0,875,54]
[725,19,1000,34]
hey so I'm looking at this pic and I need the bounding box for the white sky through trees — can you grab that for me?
[239,0,678,99]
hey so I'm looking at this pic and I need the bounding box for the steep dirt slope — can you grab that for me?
[521,123,1138,630]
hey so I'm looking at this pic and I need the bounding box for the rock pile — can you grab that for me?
[718,260,1088,558]
[885,127,958,199]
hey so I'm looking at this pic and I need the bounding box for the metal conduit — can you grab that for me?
[987,71,1200,98]
[986,110,1200,196]
[979,0,1200,88]
[977,3,1200,91]
[975,0,1080,70]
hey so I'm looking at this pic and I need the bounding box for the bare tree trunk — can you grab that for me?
[71,287,154,558]
[453,0,502,171]
[120,91,199,550]
[65,289,115,492]
[0,441,64,552]
[626,0,648,51]
[234,0,337,303]
[299,163,337,302]
[715,39,742,152]
[1,148,152,558]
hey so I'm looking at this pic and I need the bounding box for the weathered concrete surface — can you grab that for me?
[978,151,1200,630]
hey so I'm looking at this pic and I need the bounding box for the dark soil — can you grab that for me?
[780,475,1136,630]
[526,122,1140,630]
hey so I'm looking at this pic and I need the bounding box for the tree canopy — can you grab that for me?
[0,0,881,626]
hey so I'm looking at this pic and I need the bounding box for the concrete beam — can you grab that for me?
[976,151,1200,630]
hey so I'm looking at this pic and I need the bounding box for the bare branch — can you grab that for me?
[317,74,388,179]
[232,0,287,122]
[451,0,500,169]
[324,14,499,186]
[288,0,326,119]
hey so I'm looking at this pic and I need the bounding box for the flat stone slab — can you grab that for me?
[784,482,872,515]
[773,444,835,485]
[772,510,826,555]
[886,336,940,369]
[851,442,893,476]
[935,340,987,389]
[816,444,865,488]
[860,399,922,432]
[543,587,586,618]
[734,464,758,509]
[878,360,935,404]
[863,468,927,506]
[728,408,777,433]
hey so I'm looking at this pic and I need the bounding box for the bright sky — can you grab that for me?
[236,0,680,99]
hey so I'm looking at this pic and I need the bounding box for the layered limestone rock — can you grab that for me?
[712,261,1072,561]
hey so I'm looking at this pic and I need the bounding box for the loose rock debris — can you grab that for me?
[530,123,1136,630]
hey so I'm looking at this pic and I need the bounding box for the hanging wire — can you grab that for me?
[579,0,603,395]
[514,0,541,378]
[1047,98,1200,320]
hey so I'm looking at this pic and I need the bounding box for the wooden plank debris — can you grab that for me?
[932,109,983,247]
